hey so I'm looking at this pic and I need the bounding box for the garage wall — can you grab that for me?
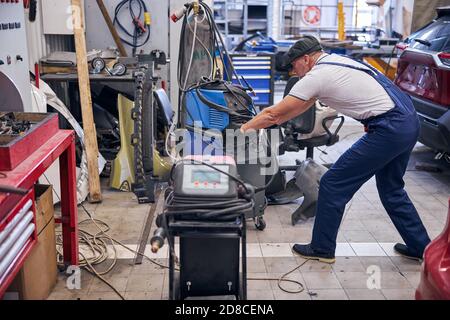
[411,0,450,32]
[25,0,74,71]
[282,0,356,37]
[84,0,169,84]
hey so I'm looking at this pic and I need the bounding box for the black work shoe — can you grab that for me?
[292,243,336,264]
[393,243,423,261]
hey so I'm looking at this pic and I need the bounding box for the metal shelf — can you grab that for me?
[213,0,270,49]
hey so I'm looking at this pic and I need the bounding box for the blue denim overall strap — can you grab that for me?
[308,57,431,257]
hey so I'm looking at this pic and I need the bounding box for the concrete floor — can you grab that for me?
[48,84,450,300]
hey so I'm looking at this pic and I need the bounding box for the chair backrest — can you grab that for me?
[282,76,316,134]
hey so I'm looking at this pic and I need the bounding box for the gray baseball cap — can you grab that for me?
[282,35,323,68]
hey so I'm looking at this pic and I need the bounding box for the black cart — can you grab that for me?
[167,215,247,300]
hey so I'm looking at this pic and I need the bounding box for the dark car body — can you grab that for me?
[394,7,450,153]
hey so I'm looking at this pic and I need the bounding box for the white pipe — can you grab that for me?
[0,199,32,244]
[272,0,281,40]
[0,211,34,260]
[0,224,35,280]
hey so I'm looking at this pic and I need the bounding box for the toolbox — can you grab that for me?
[225,53,275,108]
[0,112,59,171]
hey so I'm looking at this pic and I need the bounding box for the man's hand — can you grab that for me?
[240,96,316,132]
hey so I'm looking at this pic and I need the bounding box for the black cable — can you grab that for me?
[113,0,151,53]
[201,2,242,85]
[29,0,37,22]
[166,199,245,209]
[164,188,253,221]
[384,43,398,76]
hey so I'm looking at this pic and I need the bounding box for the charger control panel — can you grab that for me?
[173,157,239,198]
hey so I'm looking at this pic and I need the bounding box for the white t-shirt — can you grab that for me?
[288,53,395,120]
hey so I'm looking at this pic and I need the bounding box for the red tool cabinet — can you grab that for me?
[0,130,79,297]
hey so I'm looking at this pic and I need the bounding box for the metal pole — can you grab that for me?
[243,0,248,38]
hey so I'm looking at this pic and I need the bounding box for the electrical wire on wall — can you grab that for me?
[113,0,151,56]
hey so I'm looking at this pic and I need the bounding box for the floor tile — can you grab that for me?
[301,271,342,290]
[269,273,311,300]
[131,259,168,275]
[378,242,401,257]
[245,243,263,258]
[335,243,356,257]
[358,257,399,272]
[350,243,386,257]
[246,273,272,291]
[389,257,422,272]
[310,289,349,300]
[126,274,165,292]
[343,231,376,243]
[263,257,300,274]
[247,257,267,273]
[403,272,421,289]
[260,243,293,257]
[293,257,334,273]
[247,290,275,300]
[89,277,128,293]
[125,291,162,300]
[84,291,124,300]
[335,272,372,289]
[340,219,366,231]
[381,288,415,300]
[345,289,385,300]
[332,257,365,273]
[379,272,413,290]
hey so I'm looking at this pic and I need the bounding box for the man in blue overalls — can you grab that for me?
[241,36,431,263]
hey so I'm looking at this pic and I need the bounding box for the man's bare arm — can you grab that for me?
[241,96,316,132]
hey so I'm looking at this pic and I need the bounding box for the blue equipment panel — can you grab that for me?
[226,53,274,108]
[184,89,229,131]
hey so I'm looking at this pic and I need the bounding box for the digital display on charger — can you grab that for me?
[191,170,221,184]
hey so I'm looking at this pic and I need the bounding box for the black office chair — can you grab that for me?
[280,76,345,160]
[266,76,344,204]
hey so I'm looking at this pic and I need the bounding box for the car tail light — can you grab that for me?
[396,43,409,50]
[395,43,409,57]
[438,52,450,66]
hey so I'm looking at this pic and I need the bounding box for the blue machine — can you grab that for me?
[183,88,231,156]
[182,83,255,156]
[184,89,229,131]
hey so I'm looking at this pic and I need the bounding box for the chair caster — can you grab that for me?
[254,216,266,231]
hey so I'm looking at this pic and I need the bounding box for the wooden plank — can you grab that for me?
[40,65,77,74]
[96,0,128,57]
[71,0,102,203]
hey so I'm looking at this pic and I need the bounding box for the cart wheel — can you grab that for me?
[255,216,266,231]
[91,57,106,72]
[112,62,127,76]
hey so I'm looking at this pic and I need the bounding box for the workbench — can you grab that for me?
[40,71,137,98]
[41,51,168,204]
[0,130,79,296]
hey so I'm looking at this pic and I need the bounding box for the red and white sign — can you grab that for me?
[303,6,321,25]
